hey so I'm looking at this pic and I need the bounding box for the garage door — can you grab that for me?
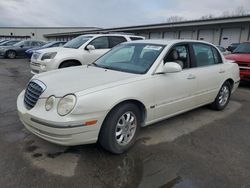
[220,28,241,48]
[163,31,178,39]
[150,32,162,39]
[198,29,215,43]
[179,31,193,39]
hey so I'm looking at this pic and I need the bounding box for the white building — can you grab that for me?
[44,15,250,48]
[0,27,100,41]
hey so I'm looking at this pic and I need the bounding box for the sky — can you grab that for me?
[0,0,249,28]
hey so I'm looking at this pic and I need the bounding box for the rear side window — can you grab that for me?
[109,36,127,48]
[192,43,222,67]
[130,37,144,41]
[89,37,109,49]
[212,47,222,64]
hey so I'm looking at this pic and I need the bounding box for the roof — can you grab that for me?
[126,39,214,46]
[44,15,250,37]
[75,33,144,37]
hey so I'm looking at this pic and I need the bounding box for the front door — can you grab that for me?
[153,44,197,121]
[83,36,110,64]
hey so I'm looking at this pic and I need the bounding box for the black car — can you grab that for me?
[227,43,240,52]
[0,40,21,47]
[0,40,46,59]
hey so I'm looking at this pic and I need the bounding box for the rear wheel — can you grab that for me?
[210,81,231,110]
[99,103,141,154]
[6,50,16,59]
[59,61,81,68]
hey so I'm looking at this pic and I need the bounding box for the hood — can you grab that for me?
[225,53,250,63]
[32,65,139,97]
[0,45,17,50]
[37,47,73,54]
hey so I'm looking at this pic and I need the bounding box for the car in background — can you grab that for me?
[225,42,250,81]
[0,40,46,59]
[0,39,8,44]
[0,40,21,47]
[18,40,240,154]
[227,43,240,52]
[30,34,144,74]
[216,46,231,55]
[25,41,66,59]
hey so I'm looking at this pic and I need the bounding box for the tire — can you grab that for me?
[99,103,141,154]
[6,50,16,59]
[59,61,81,69]
[210,81,232,111]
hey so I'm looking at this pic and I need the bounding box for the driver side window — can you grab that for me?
[164,44,190,69]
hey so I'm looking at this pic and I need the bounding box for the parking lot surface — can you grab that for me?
[0,58,250,188]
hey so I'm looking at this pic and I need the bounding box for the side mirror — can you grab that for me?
[157,62,182,74]
[20,45,24,48]
[86,45,95,51]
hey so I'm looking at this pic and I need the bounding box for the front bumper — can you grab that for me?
[17,91,102,146]
[30,58,55,74]
[240,70,250,81]
[0,50,6,56]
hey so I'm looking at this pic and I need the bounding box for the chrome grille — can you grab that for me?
[237,62,250,72]
[24,80,46,110]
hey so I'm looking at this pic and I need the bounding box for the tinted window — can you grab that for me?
[23,41,31,47]
[193,43,221,67]
[130,37,144,41]
[89,37,109,49]
[109,36,127,48]
[31,41,39,46]
[212,47,222,64]
[233,43,250,54]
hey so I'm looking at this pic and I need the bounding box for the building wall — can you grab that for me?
[134,22,250,47]
[0,27,97,41]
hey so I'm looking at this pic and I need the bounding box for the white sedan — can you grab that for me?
[17,40,240,154]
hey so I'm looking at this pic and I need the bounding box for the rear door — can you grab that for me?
[190,43,226,105]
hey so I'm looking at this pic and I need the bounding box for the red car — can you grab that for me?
[225,42,250,81]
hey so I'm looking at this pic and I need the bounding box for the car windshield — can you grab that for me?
[63,36,93,49]
[13,41,25,47]
[0,41,19,46]
[93,43,165,74]
[233,43,250,54]
[42,42,56,48]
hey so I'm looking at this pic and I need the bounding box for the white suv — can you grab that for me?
[30,34,144,74]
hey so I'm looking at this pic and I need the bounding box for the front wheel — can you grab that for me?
[98,103,141,154]
[210,81,231,111]
[6,50,16,59]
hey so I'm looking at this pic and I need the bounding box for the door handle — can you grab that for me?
[187,74,196,80]
[219,70,225,73]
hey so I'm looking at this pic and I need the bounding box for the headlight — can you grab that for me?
[57,94,76,116]
[45,95,56,111]
[41,52,57,60]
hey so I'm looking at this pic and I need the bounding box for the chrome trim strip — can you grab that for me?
[30,118,84,128]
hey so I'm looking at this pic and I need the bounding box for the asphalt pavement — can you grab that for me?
[0,57,250,188]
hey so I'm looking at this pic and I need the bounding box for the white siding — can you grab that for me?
[163,31,178,39]
[179,31,193,39]
[198,29,215,43]
[150,32,162,39]
[220,28,241,48]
